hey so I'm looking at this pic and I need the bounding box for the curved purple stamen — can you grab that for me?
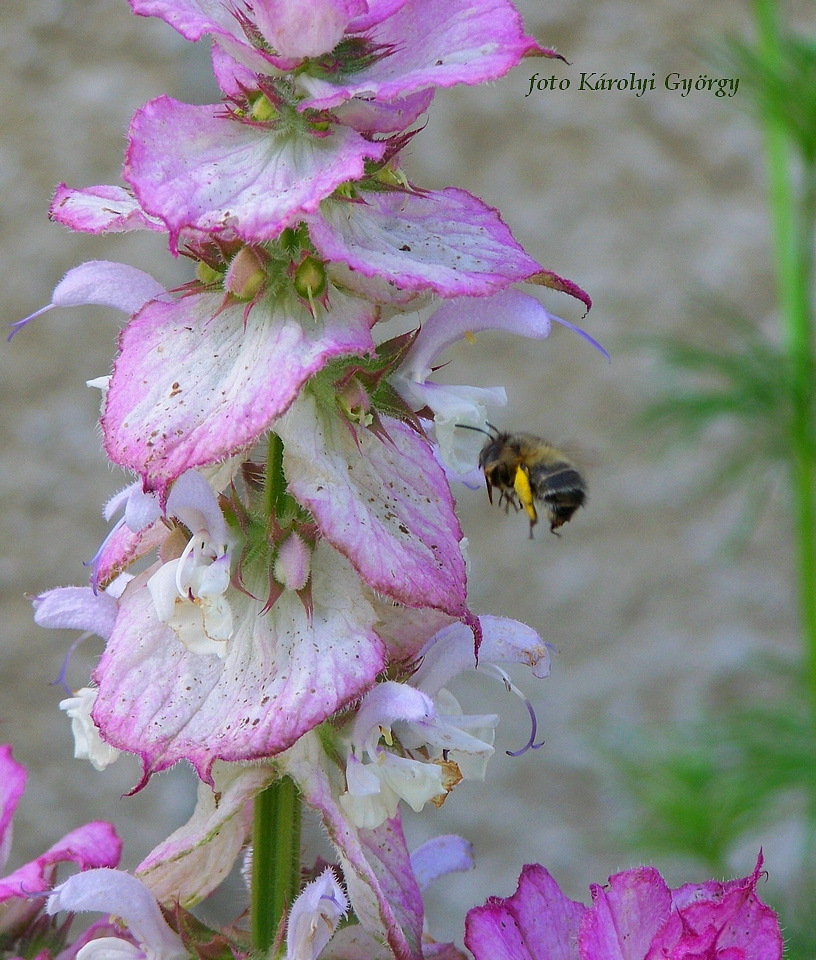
[7,304,53,342]
[481,662,546,757]
[505,690,545,757]
[553,314,610,362]
[52,633,93,694]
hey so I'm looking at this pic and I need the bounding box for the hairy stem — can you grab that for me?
[250,433,303,953]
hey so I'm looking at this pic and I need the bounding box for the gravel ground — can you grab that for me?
[0,0,807,946]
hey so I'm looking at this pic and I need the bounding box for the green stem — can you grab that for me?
[251,777,303,954]
[754,0,816,707]
[250,432,302,954]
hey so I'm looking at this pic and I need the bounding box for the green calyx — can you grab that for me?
[307,329,424,431]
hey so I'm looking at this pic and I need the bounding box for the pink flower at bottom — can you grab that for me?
[464,855,783,960]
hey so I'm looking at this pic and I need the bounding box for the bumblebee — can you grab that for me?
[461,424,587,538]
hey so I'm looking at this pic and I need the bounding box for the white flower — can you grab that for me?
[59,687,121,771]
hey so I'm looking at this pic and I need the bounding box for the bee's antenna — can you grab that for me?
[455,423,498,438]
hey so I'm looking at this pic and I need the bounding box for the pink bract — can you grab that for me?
[102,290,376,493]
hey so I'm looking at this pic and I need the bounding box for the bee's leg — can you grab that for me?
[513,465,538,535]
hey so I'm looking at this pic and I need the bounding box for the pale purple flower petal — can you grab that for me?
[401,290,554,384]
[286,867,348,960]
[93,543,385,784]
[278,394,468,617]
[33,586,120,640]
[50,185,163,234]
[124,98,386,250]
[47,869,185,960]
[102,290,375,492]
[0,746,26,873]
[0,824,122,901]
[465,863,586,960]
[298,0,543,109]
[409,835,474,891]
[137,763,275,907]
[10,262,167,340]
[164,470,229,548]
[45,262,167,316]
[412,616,552,697]
[104,482,160,530]
[308,188,541,296]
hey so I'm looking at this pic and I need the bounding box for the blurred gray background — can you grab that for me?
[0,0,808,946]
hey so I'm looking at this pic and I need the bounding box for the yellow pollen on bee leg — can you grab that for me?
[513,466,537,523]
[464,330,476,344]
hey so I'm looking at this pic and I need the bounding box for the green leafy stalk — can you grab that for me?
[251,776,302,954]
[250,434,303,954]
[753,0,816,710]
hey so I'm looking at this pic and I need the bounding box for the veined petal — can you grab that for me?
[129,0,252,43]
[130,0,304,73]
[50,184,164,234]
[93,543,385,784]
[124,98,386,250]
[649,854,783,960]
[253,0,357,59]
[334,90,434,134]
[0,824,122,901]
[465,863,586,960]
[278,395,468,617]
[0,746,26,873]
[298,0,542,109]
[346,0,410,33]
[95,522,167,589]
[580,868,672,960]
[102,290,375,492]
[137,762,275,907]
[308,188,540,296]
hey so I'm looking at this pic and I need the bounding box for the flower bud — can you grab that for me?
[274,534,311,592]
[225,247,266,301]
[294,255,327,301]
